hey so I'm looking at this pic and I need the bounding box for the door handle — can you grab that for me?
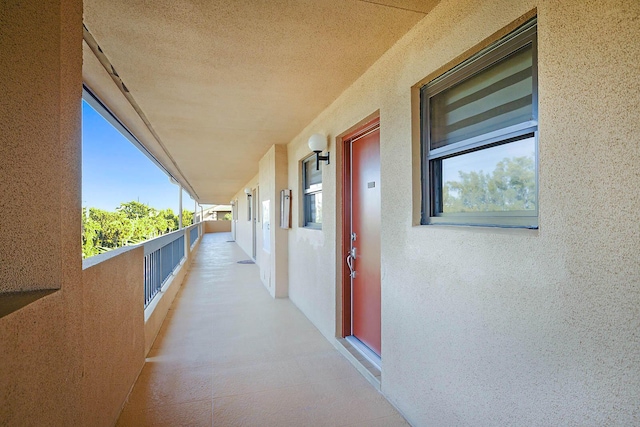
[346,252,356,279]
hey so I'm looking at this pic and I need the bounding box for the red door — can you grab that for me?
[346,122,381,356]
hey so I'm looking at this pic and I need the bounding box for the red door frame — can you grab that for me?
[340,117,380,339]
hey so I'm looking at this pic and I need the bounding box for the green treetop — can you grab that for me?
[82,201,195,259]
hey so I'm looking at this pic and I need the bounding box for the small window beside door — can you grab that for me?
[302,155,322,229]
[421,18,538,228]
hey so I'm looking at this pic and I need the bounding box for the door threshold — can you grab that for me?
[345,336,381,370]
[334,337,381,390]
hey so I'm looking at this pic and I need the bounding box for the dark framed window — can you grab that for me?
[421,18,538,228]
[302,155,322,228]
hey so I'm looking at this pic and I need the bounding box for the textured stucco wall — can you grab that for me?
[258,146,275,293]
[82,247,145,426]
[0,0,85,424]
[1,0,66,292]
[286,0,640,425]
[233,174,259,260]
[273,145,290,298]
[205,220,232,233]
[287,141,336,340]
[257,145,290,298]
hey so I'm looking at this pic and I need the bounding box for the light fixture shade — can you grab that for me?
[308,133,327,152]
[244,188,251,195]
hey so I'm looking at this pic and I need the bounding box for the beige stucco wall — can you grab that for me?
[82,246,145,426]
[232,146,290,298]
[285,0,640,425]
[0,0,81,294]
[288,143,335,339]
[0,0,85,424]
[273,146,290,298]
[233,174,259,260]
[205,220,232,233]
[257,145,289,297]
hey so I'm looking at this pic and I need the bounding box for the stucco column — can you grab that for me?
[257,144,289,298]
[0,0,84,424]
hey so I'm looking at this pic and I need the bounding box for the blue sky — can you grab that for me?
[82,100,193,213]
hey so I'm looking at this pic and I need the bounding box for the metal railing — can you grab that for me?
[190,225,199,249]
[84,222,201,309]
[142,223,201,308]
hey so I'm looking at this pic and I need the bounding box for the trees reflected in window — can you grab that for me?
[421,18,538,228]
[441,136,536,213]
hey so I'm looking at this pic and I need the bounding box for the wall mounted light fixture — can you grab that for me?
[244,188,252,196]
[308,133,330,170]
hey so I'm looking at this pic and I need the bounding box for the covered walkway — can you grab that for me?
[117,232,408,426]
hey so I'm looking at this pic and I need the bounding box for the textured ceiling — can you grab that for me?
[83,0,439,203]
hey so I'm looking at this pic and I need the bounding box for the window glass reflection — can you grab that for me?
[440,136,536,213]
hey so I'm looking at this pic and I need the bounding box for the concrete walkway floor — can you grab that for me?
[117,232,408,427]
